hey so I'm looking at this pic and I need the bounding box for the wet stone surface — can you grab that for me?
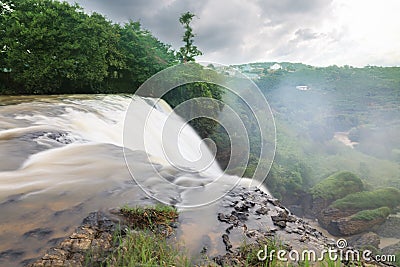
[26,211,116,267]
[212,187,393,266]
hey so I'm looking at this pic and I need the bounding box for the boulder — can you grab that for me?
[376,214,400,238]
[348,232,380,249]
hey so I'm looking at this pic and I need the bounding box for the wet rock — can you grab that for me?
[231,210,248,221]
[27,212,115,267]
[376,214,400,238]
[274,220,287,228]
[81,210,115,230]
[255,206,269,215]
[23,228,53,240]
[225,225,234,234]
[267,198,281,206]
[213,187,391,266]
[222,234,232,252]
[169,222,179,228]
[0,249,25,260]
[381,241,400,255]
[218,213,238,225]
[318,206,349,227]
[271,210,297,228]
[234,200,254,212]
[332,217,386,236]
[348,232,380,249]
[0,193,24,205]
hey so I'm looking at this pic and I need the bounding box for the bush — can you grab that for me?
[332,187,400,210]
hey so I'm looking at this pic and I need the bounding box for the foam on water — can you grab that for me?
[0,95,267,266]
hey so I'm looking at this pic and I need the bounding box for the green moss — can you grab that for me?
[350,207,391,221]
[332,187,400,210]
[310,171,364,201]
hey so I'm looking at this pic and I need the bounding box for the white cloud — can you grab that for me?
[66,0,400,66]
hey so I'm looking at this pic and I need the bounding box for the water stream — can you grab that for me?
[0,95,266,266]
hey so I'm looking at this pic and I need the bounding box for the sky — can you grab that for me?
[66,0,400,67]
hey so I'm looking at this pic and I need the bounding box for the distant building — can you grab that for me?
[296,85,309,91]
[270,63,282,70]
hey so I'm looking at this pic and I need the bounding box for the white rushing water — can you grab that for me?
[0,94,267,266]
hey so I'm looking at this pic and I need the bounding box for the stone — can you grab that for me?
[376,214,400,238]
[255,206,269,215]
[222,234,232,252]
[348,232,380,249]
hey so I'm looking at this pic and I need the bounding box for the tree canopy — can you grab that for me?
[0,0,177,94]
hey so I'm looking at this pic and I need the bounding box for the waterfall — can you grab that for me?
[0,94,269,266]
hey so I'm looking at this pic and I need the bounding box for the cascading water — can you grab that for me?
[0,94,272,266]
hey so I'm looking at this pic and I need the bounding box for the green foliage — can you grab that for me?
[395,252,400,267]
[107,21,176,92]
[310,171,364,201]
[350,207,391,221]
[176,12,202,63]
[162,63,225,138]
[1,0,118,93]
[266,154,312,201]
[332,187,400,210]
[0,0,177,94]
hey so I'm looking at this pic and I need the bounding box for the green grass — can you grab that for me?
[310,171,364,201]
[350,207,391,221]
[331,187,400,210]
[238,237,283,267]
[120,204,178,233]
[104,229,190,267]
[84,204,188,267]
[235,237,347,267]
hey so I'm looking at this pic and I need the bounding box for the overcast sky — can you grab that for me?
[66,0,400,67]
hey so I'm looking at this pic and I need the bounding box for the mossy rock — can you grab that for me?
[332,187,400,211]
[310,171,364,201]
[350,207,391,221]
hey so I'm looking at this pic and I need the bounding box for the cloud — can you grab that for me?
[65,0,400,66]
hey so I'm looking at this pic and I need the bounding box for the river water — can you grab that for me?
[0,95,268,266]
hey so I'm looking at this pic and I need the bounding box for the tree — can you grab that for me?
[0,0,121,93]
[0,0,176,94]
[176,12,202,63]
[109,21,177,92]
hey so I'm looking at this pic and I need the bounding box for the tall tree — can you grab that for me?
[176,12,202,63]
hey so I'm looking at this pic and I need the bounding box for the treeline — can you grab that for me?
[0,0,177,94]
